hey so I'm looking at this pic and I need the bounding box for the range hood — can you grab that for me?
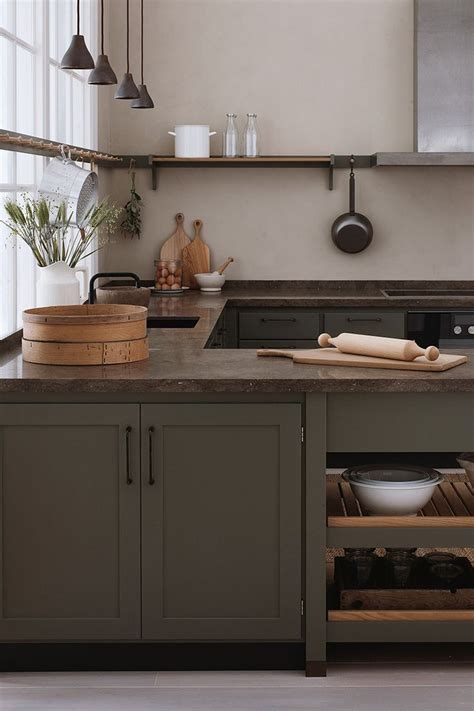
[415,0,474,153]
[372,1,474,167]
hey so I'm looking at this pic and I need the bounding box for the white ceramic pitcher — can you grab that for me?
[36,261,88,307]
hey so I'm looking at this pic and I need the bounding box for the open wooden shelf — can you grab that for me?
[327,477,474,528]
[150,155,332,165]
[328,610,474,621]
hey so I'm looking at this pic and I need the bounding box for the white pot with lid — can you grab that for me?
[168,125,217,158]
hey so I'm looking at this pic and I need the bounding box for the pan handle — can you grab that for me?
[88,272,141,304]
[349,155,355,215]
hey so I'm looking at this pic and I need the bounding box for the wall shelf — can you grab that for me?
[372,152,474,166]
[144,154,373,191]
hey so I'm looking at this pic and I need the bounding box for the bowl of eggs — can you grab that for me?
[154,259,183,294]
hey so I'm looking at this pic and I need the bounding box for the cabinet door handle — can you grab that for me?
[346,317,382,323]
[125,426,133,485]
[261,317,297,323]
[148,426,155,486]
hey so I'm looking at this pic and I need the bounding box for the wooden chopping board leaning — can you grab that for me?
[181,219,211,288]
[257,332,467,372]
[159,213,192,286]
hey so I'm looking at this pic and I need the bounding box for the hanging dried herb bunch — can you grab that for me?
[121,159,142,238]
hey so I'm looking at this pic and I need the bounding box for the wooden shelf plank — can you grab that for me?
[328,610,474,621]
[150,155,332,164]
[328,515,474,528]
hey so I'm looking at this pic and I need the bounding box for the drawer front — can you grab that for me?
[239,340,317,349]
[323,312,405,338]
[239,311,321,340]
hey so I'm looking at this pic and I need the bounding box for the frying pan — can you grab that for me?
[331,156,373,253]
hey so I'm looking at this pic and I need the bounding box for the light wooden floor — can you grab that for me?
[0,664,472,710]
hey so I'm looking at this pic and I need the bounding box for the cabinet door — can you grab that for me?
[323,311,405,338]
[141,404,302,641]
[0,404,140,640]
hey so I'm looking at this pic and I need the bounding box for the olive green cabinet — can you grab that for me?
[0,404,141,640]
[141,404,302,640]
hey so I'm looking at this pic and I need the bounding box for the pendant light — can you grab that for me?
[88,0,117,84]
[60,0,95,70]
[131,0,154,108]
[115,0,139,99]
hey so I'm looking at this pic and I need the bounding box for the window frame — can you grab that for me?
[0,0,98,342]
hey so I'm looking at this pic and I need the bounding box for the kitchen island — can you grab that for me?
[0,283,472,676]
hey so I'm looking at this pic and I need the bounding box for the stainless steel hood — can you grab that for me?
[415,0,474,152]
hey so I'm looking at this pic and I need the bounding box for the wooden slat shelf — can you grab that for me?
[327,476,474,528]
[328,610,474,621]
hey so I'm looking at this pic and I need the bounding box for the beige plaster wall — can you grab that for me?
[98,0,474,280]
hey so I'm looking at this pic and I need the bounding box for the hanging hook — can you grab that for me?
[349,154,355,177]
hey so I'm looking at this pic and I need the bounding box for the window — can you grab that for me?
[0,0,97,339]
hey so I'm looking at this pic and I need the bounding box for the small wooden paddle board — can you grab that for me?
[181,219,211,289]
[160,213,192,286]
[257,348,467,372]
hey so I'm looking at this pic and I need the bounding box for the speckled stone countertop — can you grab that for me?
[0,282,473,394]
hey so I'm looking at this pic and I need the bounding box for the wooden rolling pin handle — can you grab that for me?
[318,333,332,348]
[424,345,440,361]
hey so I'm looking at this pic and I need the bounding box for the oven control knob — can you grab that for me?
[468,326,474,335]
[453,325,462,335]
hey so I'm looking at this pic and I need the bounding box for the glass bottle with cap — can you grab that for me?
[223,113,239,157]
[244,113,259,157]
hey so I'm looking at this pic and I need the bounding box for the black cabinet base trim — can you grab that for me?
[0,642,305,672]
[305,660,327,677]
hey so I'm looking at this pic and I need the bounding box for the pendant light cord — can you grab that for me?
[76,0,80,34]
[100,0,104,54]
[126,0,130,73]
[140,0,144,83]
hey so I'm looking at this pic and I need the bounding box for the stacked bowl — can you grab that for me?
[342,465,443,516]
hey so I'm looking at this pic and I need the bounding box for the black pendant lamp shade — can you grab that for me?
[88,0,117,84]
[61,0,95,70]
[131,0,154,108]
[115,0,139,99]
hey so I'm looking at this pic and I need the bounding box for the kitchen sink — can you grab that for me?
[382,289,474,298]
[147,316,199,328]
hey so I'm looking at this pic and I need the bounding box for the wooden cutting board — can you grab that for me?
[181,219,211,289]
[160,213,191,259]
[159,213,192,287]
[257,347,467,372]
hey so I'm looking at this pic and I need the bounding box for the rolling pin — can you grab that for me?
[318,332,440,362]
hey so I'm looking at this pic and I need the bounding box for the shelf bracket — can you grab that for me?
[151,163,159,191]
[328,155,335,190]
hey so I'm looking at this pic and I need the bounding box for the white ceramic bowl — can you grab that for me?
[195,273,226,292]
[342,472,442,516]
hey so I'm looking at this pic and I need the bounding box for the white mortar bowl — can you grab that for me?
[195,273,226,292]
[343,474,442,516]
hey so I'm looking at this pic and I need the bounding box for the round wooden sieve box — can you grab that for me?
[22,304,149,366]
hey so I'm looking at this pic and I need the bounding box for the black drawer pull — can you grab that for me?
[125,426,133,485]
[261,317,297,323]
[346,317,382,323]
[148,426,155,486]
